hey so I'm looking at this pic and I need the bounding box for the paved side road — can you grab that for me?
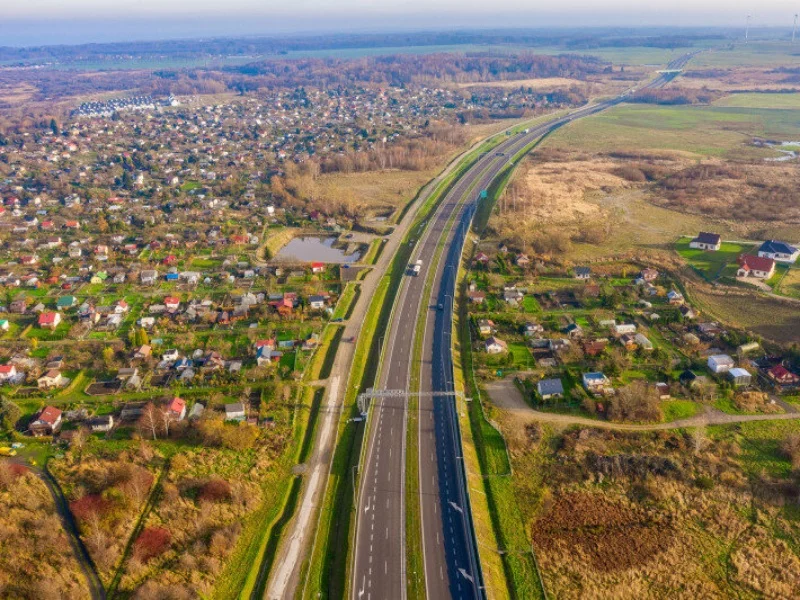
[485,378,800,431]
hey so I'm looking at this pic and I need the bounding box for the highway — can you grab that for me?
[351,55,693,600]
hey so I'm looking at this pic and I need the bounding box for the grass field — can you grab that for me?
[675,238,755,280]
[662,399,700,422]
[544,104,800,158]
[714,92,800,109]
[691,41,800,68]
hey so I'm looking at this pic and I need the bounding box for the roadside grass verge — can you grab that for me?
[216,383,319,600]
[332,283,360,321]
[361,239,385,266]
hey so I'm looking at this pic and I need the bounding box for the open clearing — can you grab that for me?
[544,104,800,158]
[713,92,800,109]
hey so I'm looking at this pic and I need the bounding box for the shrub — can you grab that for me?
[199,478,232,503]
[134,526,171,562]
[70,494,113,522]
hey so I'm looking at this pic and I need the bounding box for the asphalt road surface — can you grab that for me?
[352,55,693,600]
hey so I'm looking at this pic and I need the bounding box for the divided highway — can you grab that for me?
[352,55,693,600]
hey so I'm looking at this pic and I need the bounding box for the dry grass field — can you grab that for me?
[496,416,800,600]
[483,102,800,342]
[0,461,91,598]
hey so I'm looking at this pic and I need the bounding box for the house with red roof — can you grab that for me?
[165,396,186,421]
[38,312,62,330]
[767,365,800,388]
[164,296,181,311]
[0,364,18,382]
[737,254,776,279]
[311,262,325,274]
[30,406,62,436]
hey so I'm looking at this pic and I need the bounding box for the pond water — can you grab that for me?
[763,141,800,162]
[274,236,361,263]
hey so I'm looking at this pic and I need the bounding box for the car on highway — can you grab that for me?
[437,303,443,310]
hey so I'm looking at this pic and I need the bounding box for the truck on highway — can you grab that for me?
[409,259,422,276]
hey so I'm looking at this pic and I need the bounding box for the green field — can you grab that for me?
[691,41,800,68]
[546,104,800,158]
[714,93,800,109]
[675,238,756,280]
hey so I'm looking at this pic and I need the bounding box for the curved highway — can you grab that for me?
[352,53,694,600]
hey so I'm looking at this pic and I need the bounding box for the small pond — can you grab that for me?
[274,236,361,263]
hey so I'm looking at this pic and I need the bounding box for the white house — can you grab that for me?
[485,337,508,354]
[737,254,776,279]
[689,232,721,251]
[613,323,637,336]
[757,240,799,264]
[708,354,735,374]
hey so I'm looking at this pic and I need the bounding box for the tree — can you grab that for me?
[102,346,115,370]
[49,118,58,135]
[135,328,150,347]
[607,381,662,423]
[0,397,21,431]
[137,403,161,440]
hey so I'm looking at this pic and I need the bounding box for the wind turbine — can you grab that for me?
[745,14,752,44]
[793,14,798,44]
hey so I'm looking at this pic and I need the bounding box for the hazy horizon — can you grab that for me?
[1,6,799,48]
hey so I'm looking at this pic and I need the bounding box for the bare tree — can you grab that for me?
[138,402,161,440]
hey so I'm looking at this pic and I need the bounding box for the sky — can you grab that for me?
[1,0,798,47]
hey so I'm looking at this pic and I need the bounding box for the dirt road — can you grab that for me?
[485,377,800,431]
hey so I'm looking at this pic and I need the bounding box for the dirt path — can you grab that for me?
[485,378,800,431]
[20,462,107,599]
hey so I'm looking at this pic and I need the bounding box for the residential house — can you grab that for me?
[767,365,800,388]
[477,319,494,336]
[140,270,158,285]
[667,290,684,305]
[563,323,583,339]
[0,364,18,382]
[56,295,76,309]
[165,396,186,421]
[37,369,68,389]
[485,337,508,354]
[38,312,61,330]
[689,232,721,251]
[613,323,637,336]
[88,415,114,432]
[515,253,530,267]
[574,266,592,280]
[30,406,62,436]
[503,287,523,306]
[133,345,152,360]
[583,339,609,357]
[757,240,799,264]
[311,262,325,274]
[523,322,543,336]
[582,372,611,394]
[537,378,564,400]
[708,354,735,374]
[225,402,246,422]
[164,296,181,311]
[737,254,776,279]
[308,295,327,310]
[467,290,485,304]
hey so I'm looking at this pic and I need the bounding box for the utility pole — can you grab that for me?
[745,14,752,44]
[793,14,798,44]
